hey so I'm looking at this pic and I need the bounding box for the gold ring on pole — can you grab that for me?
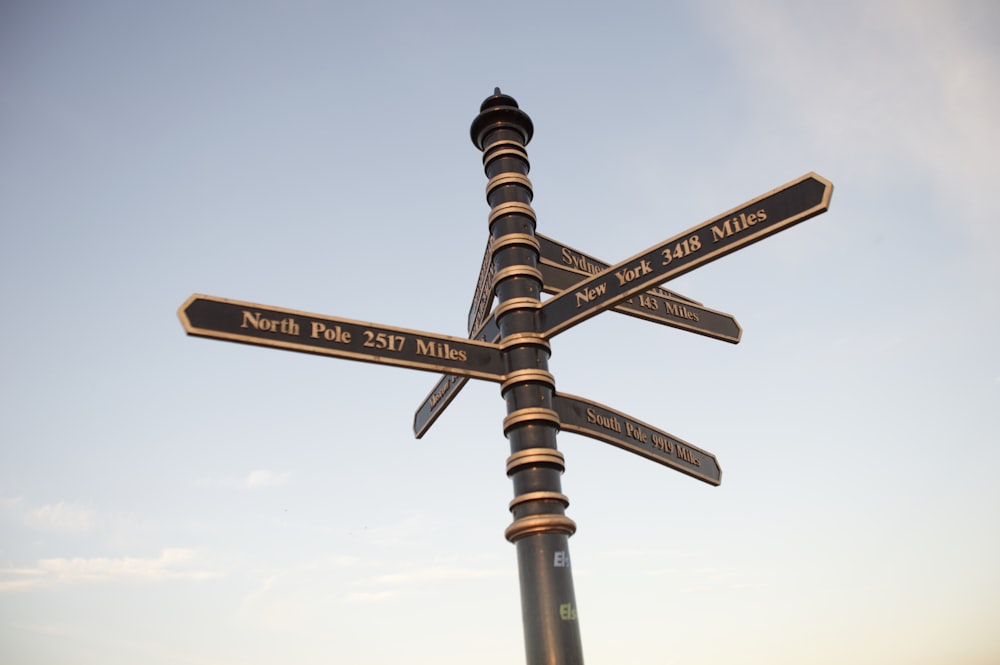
[493,297,540,320]
[498,332,549,353]
[482,139,526,155]
[501,368,556,394]
[503,407,561,434]
[488,201,536,227]
[506,447,565,475]
[504,514,577,542]
[508,491,570,512]
[486,173,533,199]
[483,145,528,167]
[492,265,542,288]
[490,232,539,254]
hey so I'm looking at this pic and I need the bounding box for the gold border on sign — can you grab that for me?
[554,391,722,486]
[536,259,742,343]
[177,294,507,383]
[540,173,833,338]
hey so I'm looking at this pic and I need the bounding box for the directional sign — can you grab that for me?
[536,234,741,343]
[179,295,507,382]
[539,173,833,338]
[467,237,495,335]
[536,233,699,304]
[413,373,469,439]
[413,312,499,438]
[552,392,721,485]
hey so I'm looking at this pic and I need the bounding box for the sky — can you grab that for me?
[1,1,999,664]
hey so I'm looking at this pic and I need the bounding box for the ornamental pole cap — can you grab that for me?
[470,87,534,150]
[479,87,520,112]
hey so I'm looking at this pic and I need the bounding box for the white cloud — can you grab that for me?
[244,469,291,489]
[237,554,512,629]
[24,500,96,533]
[193,469,292,490]
[0,496,95,533]
[706,0,1000,268]
[0,548,221,593]
[328,554,362,566]
[345,589,400,604]
[362,513,430,546]
[372,564,508,585]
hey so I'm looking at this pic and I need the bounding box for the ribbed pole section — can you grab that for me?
[470,89,585,665]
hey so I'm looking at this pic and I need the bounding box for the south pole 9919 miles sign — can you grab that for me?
[179,90,833,665]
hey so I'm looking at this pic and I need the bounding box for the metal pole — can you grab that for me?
[470,90,585,665]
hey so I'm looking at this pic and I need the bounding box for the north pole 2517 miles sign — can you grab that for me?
[179,295,506,381]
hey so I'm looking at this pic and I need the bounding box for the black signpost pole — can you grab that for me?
[180,89,833,665]
[470,90,585,665]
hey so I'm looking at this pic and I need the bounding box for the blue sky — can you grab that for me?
[1,1,998,664]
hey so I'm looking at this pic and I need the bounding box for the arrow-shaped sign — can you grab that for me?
[539,173,833,338]
[536,234,741,343]
[467,237,495,335]
[179,295,507,382]
[413,312,499,438]
[536,233,699,305]
[552,392,721,485]
[414,173,832,437]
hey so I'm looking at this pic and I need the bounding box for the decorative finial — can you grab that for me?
[470,89,533,148]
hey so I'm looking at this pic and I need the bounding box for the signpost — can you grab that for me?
[416,232,743,439]
[553,392,721,485]
[536,233,699,304]
[413,241,742,439]
[179,90,833,665]
[179,295,507,382]
[468,237,495,334]
[539,173,833,338]
[413,312,498,438]
[535,233,742,343]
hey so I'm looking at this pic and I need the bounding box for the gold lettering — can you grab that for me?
[614,260,653,286]
[586,407,621,433]
[428,376,457,407]
[710,208,767,243]
[651,433,674,453]
[240,310,300,335]
[675,444,701,466]
[415,339,468,362]
[710,219,734,242]
[560,247,575,267]
[560,247,606,276]
[625,421,648,443]
[662,300,698,321]
[310,321,351,343]
[574,282,607,307]
[241,310,261,329]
